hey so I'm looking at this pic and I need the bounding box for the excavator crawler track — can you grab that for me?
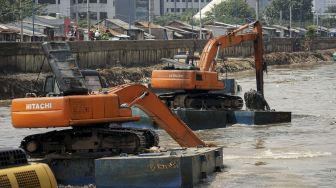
[20,127,159,158]
[159,92,244,110]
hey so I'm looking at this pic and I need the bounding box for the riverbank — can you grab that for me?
[0,49,334,100]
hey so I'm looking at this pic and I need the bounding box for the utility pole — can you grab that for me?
[280,10,282,25]
[213,6,216,25]
[128,0,131,30]
[300,0,303,28]
[199,0,201,39]
[316,11,319,35]
[191,1,194,39]
[256,0,259,20]
[32,0,35,42]
[87,0,90,37]
[20,0,23,42]
[289,4,292,38]
[148,0,151,36]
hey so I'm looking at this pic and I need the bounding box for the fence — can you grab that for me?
[0,38,336,73]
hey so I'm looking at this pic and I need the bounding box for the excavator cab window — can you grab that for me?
[84,75,102,92]
[81,69,106,92]
[43,75,61,96]
[44,76,54,94]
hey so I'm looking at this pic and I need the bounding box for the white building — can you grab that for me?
[35,0,116,22]
[193,0,268,20]
[313,0,336,13]
[114,0,160,23]
[163,0,212,16]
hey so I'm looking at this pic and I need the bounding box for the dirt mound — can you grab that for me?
[98,63,166,87]
[0,49,334,100]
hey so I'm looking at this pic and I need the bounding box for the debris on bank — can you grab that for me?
[0,49,334,100]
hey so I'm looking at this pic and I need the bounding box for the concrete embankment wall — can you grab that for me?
[1,38,336,73]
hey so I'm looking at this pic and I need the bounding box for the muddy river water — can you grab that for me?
[1,63,336,187]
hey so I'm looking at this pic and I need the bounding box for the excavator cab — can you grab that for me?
[41,42,88,96]
[41,42,107,96]
[43,69,106,96]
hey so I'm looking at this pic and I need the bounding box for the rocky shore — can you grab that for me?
[0,49,334,100]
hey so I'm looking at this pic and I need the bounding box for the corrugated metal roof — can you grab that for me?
[24,16,65,26]
[135,21,163,29]
[0,24,19,33]
[272,25,301,33]
[5,25,46,37]
[164,26,192,34]
[109,29,129,38]
[214,22,239,28]
[22,21,56,28]
[105,19,142,30]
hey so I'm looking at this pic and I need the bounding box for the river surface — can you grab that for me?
[1,63,336,187]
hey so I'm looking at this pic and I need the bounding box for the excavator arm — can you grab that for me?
[198,21,264,95]
[108,84,206,147]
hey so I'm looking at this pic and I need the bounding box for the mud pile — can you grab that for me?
[0,49,334,100]
[0,74,46,100]
[215,49,334,74]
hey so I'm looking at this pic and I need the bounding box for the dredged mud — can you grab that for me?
[0,49,334,100]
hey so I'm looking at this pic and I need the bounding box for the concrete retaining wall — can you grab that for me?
[1,38,336,73]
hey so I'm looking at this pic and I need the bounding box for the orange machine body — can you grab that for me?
[11,84,206,147]
[151,70,223,90]
[12,94,138,128]
[151,21,264,95]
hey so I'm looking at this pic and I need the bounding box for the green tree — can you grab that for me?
[264,0,313,25]
[77,18,88,28]
[204,0,255,25]
[305,25,316,39]
[153,13,179,26]
[0,0,44,23]
[180,9,198,24]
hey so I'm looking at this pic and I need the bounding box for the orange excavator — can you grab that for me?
[11,42,205,158]
[151,21,264,110]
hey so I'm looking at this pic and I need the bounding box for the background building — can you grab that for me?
[36,0,116,23]
[115,0,160,23]
[35,0,73,17]
[313,0,336,13]
[35,0,215,24]
[164,0,212,15]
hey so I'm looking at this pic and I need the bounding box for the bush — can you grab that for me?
[305,25,316,40]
